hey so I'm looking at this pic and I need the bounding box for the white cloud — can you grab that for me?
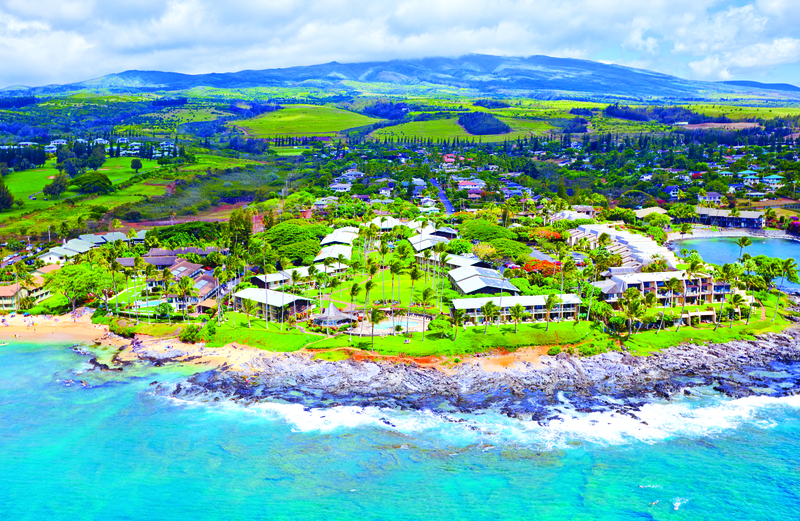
[0,0,800,87]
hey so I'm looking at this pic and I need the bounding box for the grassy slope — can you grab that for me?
[369,116,553,142]
[234,105,382,137]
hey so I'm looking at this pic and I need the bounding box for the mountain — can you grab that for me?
[720,80,800,93]
[6,54,800,100]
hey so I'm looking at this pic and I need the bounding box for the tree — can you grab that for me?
[45,263,95,313]
[420,287,435,341]
[43,174,70,200]
[450,308,466,341]
[361,278,376,335]
[0,180,13,211]
[736,237,752,261]
[406,266,422,335]
[728,293,746,327]
[622,299,645,338]
[242,298,258,328]
[544,294,562,331]
[481,301,498,335]
[71,171,113,194]
[509,303,529,334]
[131,159,143,173]
[389,262,404,334]
[772,258,799,321]
[676,260,705,333]
[348,282,361,341]
[369,308,386,352]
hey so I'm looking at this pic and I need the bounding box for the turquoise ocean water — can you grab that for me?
[2,341,800,520]
[673,237,800,291]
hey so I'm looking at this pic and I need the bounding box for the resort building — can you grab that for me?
[566,224,679,269]
[312,303,355,328]
[691,207,764,228]
[233,288,314,321]
[448,266,520,296]
[450,294,582,323]
[592,270,732,308]
[408,233,449,252]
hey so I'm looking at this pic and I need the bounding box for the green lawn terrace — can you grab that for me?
[233,104,383,138]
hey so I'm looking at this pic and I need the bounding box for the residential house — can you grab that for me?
[448,266,520,296]
[698,191,723,205]
[692,207,764,228]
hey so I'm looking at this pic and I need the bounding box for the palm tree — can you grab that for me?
[160,268,174,324]
[389,262,404,334]
[361,279,376,335]
[420,287,435,341]
[369,308,386,351]
[481,301,498,335]
[676,259,705,333]
[406,266,422,335]
[772,258,798,321]
[290,269,301,319]
[544,294,562,331]
[379,241,390,303]
[450,308,466,341]
[348,282,361,341]
[176,276,198,322]
[242,298,258,328]
[713,268,731,331]
[509,303,529,334]
[736,237,752,261]
[144,263,156,324]
[679,222,692,248]
[622,299,645,338]
[728,293,746,328]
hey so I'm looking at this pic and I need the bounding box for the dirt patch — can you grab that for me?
[46,175,56,180]
[684,122,760,130]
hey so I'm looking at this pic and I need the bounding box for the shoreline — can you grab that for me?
[665,227,797,244]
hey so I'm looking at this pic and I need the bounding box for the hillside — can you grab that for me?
[5,54,800,101]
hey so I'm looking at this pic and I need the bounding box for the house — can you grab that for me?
[743,175,760,187]
[698,192,723,205]
[763,175,784,191]
[330,183,352,193]
[432,227,458,240]
[457,180,481,190]
[664,186,681,199]
[448,266,520,296]
[117,256,178,269]
[551,210,592,222]
[571,205,599,219]
[415,253,491,271]
[566,224,679,269]
[38,239,96,264]
[450,294,581,323]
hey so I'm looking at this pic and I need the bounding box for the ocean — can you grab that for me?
[673,236,800,291]
[2,341,800,520]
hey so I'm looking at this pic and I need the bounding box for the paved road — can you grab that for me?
[431,179,454,215]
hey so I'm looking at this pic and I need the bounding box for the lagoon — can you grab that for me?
[671,237,800,291]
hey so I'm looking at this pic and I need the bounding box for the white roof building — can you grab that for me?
[314,244,352,263]
[321,229,358,247]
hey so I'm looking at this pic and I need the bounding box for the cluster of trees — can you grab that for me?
[604,104,730,124]
[457,112,511,135]
[0,147,47,171]
[363,101,408,120]
[473,100,510,109]
[0,96,36,109]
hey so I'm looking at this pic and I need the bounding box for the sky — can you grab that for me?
[2,0,800,87]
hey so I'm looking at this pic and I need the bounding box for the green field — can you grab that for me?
[234,104,381,137]
[684,103,800,120]
[369,116,554,142]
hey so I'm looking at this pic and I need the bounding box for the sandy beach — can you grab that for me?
[0,308,119,346]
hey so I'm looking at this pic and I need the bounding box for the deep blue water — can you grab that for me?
[673,237,800,291]
[2,341,800,520]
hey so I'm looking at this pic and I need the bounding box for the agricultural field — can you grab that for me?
[234,104,382,137]
[368,115,554,142]
[683,103,800,120]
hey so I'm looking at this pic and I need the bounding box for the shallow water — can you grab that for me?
[672,237,800,291]
[2,341,800,520]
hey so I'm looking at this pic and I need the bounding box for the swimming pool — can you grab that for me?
[372,319,421,331]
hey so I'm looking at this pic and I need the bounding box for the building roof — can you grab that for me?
[408,233,449,252]
[34,264,61,275]
[63,239,94,254]
[234,287,310,307]
[633,207,669,219]
[314,244,352,262]
[0,283,22,298]
[694,206,763,219]
[320,229,358,247]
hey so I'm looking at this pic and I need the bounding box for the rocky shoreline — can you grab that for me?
[118,328,800,422]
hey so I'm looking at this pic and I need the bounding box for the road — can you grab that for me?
[430,178,454,215]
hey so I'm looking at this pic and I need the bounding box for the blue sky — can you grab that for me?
[2,0,800,87]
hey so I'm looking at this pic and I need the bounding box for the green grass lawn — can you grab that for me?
[234,104,381,137]
[325,267,451,313]
[202,312,321,350]
[308,320,605,357]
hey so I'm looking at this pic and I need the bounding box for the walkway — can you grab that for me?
[431,178,454,215]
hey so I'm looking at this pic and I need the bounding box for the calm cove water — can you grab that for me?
[673,237,800,291]
[2,341,800,520]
